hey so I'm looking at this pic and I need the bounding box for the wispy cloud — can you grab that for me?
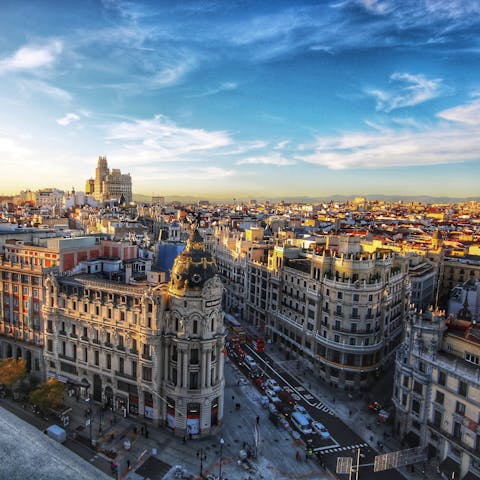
[367,73,445,112]
[57,113,81,126]
[0,40,62,73]
[19,79,72,102]
[301,101,480,169]
[189,82,238,98]
[237,153,295,166]
[106,114,232,160]
[437,99,480,125]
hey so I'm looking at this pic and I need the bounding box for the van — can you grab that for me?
[244,355,257,368]
[291,411,312,435]
[46,425,67,443]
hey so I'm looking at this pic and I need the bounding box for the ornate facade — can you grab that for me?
[393,309,480,479]
[42,230,224,436]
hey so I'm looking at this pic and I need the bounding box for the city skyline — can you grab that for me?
[1,0,480,198]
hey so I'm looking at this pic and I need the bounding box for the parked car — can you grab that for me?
[244,355,257,368]
[264,378,282,392]
[312,421,330,439]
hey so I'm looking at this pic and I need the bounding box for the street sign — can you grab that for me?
[336,456,353,474]
[374,447,427,472]
[85,419,91,427]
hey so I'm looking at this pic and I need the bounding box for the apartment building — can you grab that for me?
[393,309,480,480]
[0,236,103,377]
[42,230,224,436]
[213,226,410,390]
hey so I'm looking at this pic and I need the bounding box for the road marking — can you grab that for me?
[315,442,369,455]
[246,346,332,411]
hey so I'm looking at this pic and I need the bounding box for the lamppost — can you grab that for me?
[197,448,207,478]
[218,438,225,480]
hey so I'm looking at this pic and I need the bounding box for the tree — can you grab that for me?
[14,375,40,400]
[29,379,65,412]
[0,358,26,388]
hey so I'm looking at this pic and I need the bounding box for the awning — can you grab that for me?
[439,457,461,479]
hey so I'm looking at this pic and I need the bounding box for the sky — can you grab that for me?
[0,0,480,200]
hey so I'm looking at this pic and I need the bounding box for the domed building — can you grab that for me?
[162,229,225,436]
[41,229,225,438]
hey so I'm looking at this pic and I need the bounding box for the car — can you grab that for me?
[312,421,330,439]
[293,404,313,422]
[369,401,382,413]
[265,388,281,403]
[264,378,282,392]
[244,354,257,368]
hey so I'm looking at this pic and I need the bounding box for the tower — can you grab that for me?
[94,156,109,201]
[163,229,225,436]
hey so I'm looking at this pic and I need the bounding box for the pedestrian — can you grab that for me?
[183,436,186,444]
[305,452,309,462]
[127,459,130,470]
[145,428,149,439]
[232,395,235,401]
[349,410,352,417]
[189,433,192,440]
[296,451,301,462]
[141,425,145,436]
[237,380,240,387]
[256,415,260,425]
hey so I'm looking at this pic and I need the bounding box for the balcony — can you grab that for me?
[115,370,136,380]
[314,331,384,353]
[141,354,152,361]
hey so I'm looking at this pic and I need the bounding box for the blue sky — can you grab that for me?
[1,0,480,199]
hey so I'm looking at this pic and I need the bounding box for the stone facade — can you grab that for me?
[393,308,480,478]
[41,230,224,437]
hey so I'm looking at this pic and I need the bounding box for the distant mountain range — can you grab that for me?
[133,193,480,204]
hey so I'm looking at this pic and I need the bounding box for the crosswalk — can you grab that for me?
[314,442,369,455]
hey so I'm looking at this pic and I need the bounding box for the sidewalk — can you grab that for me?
[61,360,333,480]
[264,343,442,480]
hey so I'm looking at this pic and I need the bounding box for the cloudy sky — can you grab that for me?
[1,0,479,199]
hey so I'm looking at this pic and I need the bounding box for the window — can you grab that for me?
[433,410,442,427]
[351,323,357,333]
[83,348,88,362]
[189,372,199,389]
[337,291,343,299]
[47,339,53,352]
[412,399,421,414]
[190,349,199,364]
[131,361,137,377]
[353,294,359,302]
[334,334,340,343]
[458,380,468,397]
[435,391,444,405]
[413,381,423,394]
[94,350,99,366]
[455,401,466,416]
[336,305,342,315]
[453,421,462,440]
[119,357,124,373]
[438,371,446,386]
[193,320,198,335]
[106,354,111,370]
[465,352,480,365]
[142,366,152,381]
[368,294,373,302]
[349,338,356,346]
[403,376,409,388]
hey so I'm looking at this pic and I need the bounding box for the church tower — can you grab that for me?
[162,229,225,437]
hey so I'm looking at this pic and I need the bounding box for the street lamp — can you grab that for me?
[218,438,225,480]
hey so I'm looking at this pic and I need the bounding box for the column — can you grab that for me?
[206,350,212,387]
[182,349,188,389]
[163,342,169,381]
[176,349,182,387]
[200,349,207,388]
